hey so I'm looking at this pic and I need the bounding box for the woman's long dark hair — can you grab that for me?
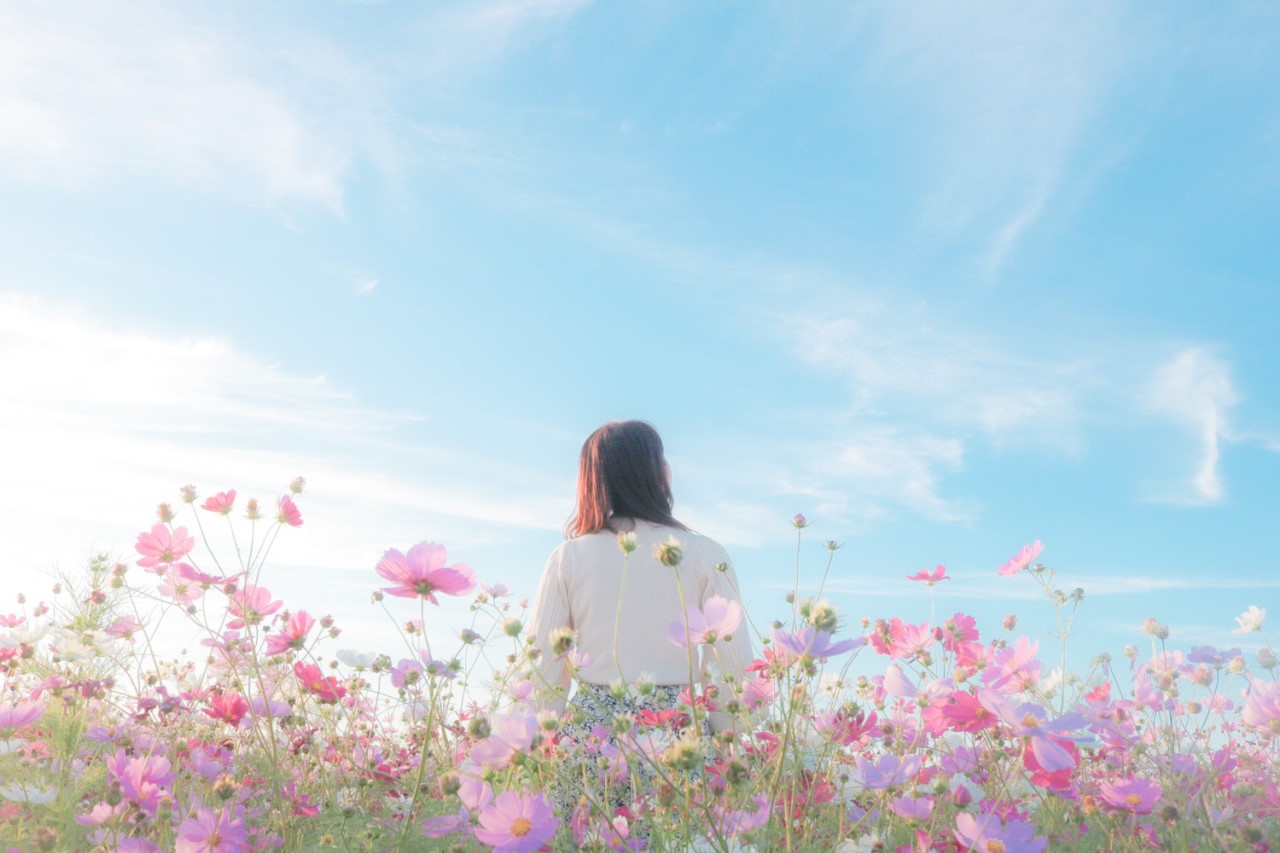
[566,420,686,537]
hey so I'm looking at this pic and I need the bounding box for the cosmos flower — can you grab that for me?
[1232,605,1266,634]
[997,540,1043,577]
[1097,776,1162,814]
[135,523,195,570]
[275,495,303,527]
[175,806,249,853]
[906,565,948,585]
[375,542,476,604]
[667,596,742,647]
[474,790,557,853]
[201,490,237,515]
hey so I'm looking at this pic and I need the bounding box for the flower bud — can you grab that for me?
[1001,614,1017,631]
[180,484,198,503]
[617,531,637,555]
[792,513,809,529]
[290,476,306,494]
[654,536,683,567]
[156,503,176,523]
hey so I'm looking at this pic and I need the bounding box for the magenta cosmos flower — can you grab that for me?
[135,523,195,570]
[906,564,949,585]
[997,540,1043,577]
[667,595,742,647]
[175,806,248,853]
[474,790,557,853]
[275,495,303,527]
[375,542,476,603]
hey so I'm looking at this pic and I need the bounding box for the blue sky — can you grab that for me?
[1,1,1277,673]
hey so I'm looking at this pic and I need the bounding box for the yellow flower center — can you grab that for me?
[1126,793,1144,806]
[511,817,532,838]
[983,841,1006,853]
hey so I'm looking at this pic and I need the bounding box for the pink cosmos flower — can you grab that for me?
[135,523,195,570]
[889,795,935,821]
[204,693,250,728]
[201,490,237,515]
[976,688,1085,772]
[159,566,204,605]
[175,806,249,853]
[906,564,948,585]
[1240,678,1280,735]
[276,495,303,527]
[75,800,128,826]
[105,615,145,640]
[997,540,1043,577]
[264,610,315,656]
[954,810,1048,853]
[982,636,1042,693]
[293,662,346,703]
[0,699,46,730]
[470,713,538,770]
[667,596,742,647]
[106,749,176,815]
[1097,776,1162,814]
[770,626,864,663]
[226,584,283,629]
[474,790,558,853]
[375,542,476,604]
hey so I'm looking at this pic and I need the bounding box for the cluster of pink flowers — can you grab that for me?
[1,496,1276,852]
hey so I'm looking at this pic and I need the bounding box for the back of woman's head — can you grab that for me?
[568,420,684,537]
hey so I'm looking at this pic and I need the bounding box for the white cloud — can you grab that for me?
[860,1,1125,273]
[1144,347,1239,504]
[0,1,393,211]
[0,293,564,589]
[355,277,379,296]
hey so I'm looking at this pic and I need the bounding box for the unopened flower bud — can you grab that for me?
[1257,648,1277,669]
[180,484,198,503]
[502,618,523,638]
[1141,616,1169,639]
[467,718,491,740]
[792,513,809,529]
[654,536,683,567]
[1001,614,1017,631]
[290,476,306,494]
[549,627,576,656]
[213,774,238,800]
[156,503,176,523]
[245,499,261,520]
[617,531,637,555]
[438,772,461,796]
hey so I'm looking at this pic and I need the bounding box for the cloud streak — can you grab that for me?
[0,1,393,211]
[1144,347,1239,504]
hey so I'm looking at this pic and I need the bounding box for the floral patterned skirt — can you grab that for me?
[553,682,710,819]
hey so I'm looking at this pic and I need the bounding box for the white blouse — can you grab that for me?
[527,520,754,728]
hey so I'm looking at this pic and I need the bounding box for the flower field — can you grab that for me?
[1,482,1277,852]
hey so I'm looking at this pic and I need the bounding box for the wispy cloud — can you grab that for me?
[1144,347,1239,504]
[354,277,379,296]
[0,293,563,583]
[0,2,394,211]
[860,2,1125,273]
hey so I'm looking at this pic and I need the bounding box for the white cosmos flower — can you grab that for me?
[1233,606,1266,635]
[0,782,57,804]
[0,624,49,648]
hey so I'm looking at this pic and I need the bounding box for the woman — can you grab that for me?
[527,420,754,737]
